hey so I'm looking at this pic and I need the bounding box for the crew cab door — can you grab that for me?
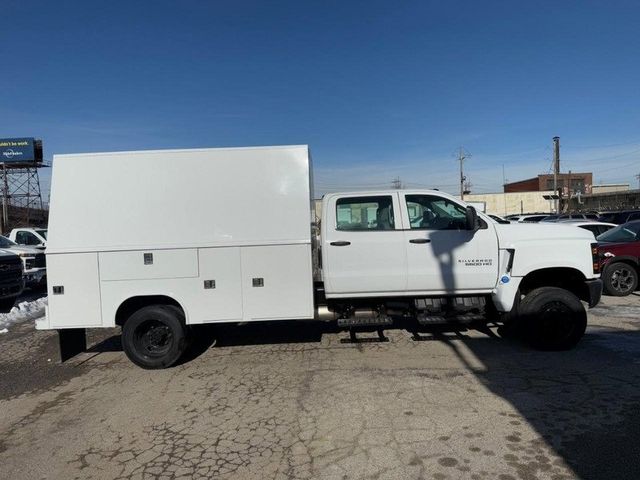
[400,193,499,293]
[322,193,407,295]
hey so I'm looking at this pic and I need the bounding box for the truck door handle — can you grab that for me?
[330,241,351,246]
[409,238,431,244]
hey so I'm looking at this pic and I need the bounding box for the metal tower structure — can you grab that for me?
[0,138,46,232]
[0,164,45,231]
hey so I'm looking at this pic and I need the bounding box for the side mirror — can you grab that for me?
[466,206,478,231]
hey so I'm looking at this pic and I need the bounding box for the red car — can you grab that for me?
[597,220,640,296]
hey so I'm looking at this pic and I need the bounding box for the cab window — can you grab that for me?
[336,196,395,231]
[16,231,41,245]
[406,195,467,230]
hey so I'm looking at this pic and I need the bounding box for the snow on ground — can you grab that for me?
[0,297,48,333]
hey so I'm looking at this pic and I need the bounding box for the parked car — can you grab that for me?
[597,220,640,296]
[598,210,640,225]
[0,249,24,312]
[560,220,616,238]
[8,227,47,249]
[487,214,510,224]
[0,236,46,289]
[505,214,549,223]
[542,213,599,222]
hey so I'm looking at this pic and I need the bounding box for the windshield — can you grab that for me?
[597,223,640,243]
[35,229,47,240]
[0,236,17,248]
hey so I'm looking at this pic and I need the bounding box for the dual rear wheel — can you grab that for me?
[122,305,189,369]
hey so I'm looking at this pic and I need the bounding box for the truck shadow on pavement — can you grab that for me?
[445,328,640,480]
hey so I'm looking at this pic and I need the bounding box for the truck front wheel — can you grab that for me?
[519,287,587,351]
[122,305,188,369]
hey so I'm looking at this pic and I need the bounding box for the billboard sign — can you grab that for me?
[0,138,38,163]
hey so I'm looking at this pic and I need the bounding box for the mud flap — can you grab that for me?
[58,328,87,362]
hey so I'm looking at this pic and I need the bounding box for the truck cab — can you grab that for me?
[8,228,47,250]
[319,189,601,350]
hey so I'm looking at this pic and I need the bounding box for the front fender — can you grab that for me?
[509,241,595,280]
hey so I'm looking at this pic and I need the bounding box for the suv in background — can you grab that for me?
[8,227,47,249]
[0,250,24,312]
[597,220,640,296]
[598,210,640,225]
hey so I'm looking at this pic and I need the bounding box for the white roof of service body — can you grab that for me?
[47,145,313,253]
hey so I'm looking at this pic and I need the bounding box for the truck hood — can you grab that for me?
[3,245,41,255]
[494,222,595,247]
[492,222,596,279]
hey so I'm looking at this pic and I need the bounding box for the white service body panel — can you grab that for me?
[41,145,315,329]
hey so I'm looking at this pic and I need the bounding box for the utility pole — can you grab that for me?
[502,164,507,215]
[391,176,403,189]
[457,147,471,200]
[1,164,7,233]
[553,136,560,213]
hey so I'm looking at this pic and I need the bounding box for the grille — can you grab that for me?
[0,256,23,282]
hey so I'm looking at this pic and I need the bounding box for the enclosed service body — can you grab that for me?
[39,145,602,368]
[40,146,316,331]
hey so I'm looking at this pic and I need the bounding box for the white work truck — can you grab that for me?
[39,146,602,368]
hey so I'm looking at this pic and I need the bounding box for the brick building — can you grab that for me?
[504,173,592,195]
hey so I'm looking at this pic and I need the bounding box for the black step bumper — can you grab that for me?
[585,279,603,308]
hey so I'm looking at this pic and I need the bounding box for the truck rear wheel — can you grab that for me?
[122,305,188,369]
[519,287,587,351]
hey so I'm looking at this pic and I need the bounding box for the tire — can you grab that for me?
[0,297,16,313]
[519,287,587,351]
[602,262,638,296]
[122,305,188,369]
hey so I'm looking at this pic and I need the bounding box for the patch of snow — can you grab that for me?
[0,296,48,333]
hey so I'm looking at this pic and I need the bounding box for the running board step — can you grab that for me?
[417,314,485,325]
[337,316,393,328]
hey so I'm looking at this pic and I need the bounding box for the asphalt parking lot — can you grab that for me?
[1,294,640,480]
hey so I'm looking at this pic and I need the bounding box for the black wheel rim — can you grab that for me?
[133,320,174,357]
[537,300,576,341]
[610,267,635,293]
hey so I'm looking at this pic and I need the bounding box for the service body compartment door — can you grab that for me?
[323,193,407,295]
[400,193,499,292]
[241,244,314,320]
[99,249,198,281]
[194,247,243,321]
[47,253,102,327]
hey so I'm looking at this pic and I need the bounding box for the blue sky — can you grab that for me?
[2,0,640,199]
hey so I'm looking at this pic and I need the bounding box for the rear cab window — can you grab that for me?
[336,196,395,231]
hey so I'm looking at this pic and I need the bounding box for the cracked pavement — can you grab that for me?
[1,294,640,479]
